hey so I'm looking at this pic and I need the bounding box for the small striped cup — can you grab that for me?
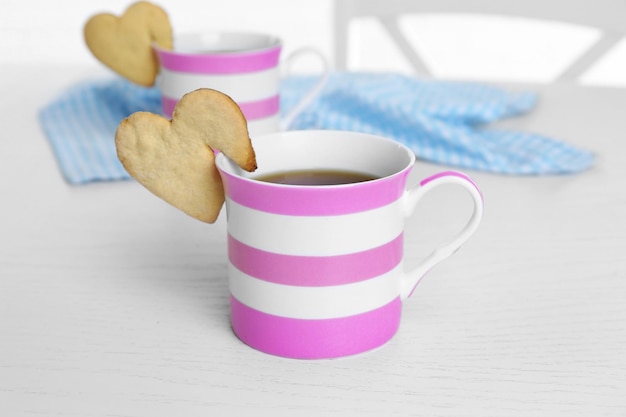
[153,32,327,137]
[216,130,484,359]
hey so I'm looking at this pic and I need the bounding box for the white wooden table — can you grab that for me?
[1,64,625,416]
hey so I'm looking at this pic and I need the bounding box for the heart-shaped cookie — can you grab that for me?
[115,88,257,223]
[84,1,172,87]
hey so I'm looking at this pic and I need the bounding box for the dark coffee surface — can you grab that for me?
[255,169,379,186]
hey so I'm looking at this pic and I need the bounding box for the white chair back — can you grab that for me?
[334,0,626,82]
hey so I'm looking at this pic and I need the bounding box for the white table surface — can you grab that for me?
[2,64,625,416]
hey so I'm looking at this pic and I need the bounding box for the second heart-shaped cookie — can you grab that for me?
[115,88,257,223]
[84,1,172,86]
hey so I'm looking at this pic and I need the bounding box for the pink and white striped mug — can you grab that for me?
[153,32,327,137]
[216,130,484,359]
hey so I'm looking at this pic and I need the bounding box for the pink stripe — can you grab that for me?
[230,295,402,359]
[420,170,483,201]
[155,46,281,74]
[228,234,403,286]
[220,168,412,216]
[161,95,279,120]
[161,96,176,118]
[239,95,279,120]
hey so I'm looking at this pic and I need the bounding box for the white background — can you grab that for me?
[2,0,625,85]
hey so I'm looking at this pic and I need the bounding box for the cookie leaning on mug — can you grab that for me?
[84,1,172,86]
[115,88,257,223]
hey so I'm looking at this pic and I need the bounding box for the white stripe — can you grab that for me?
[159,67,280,102]
[226,199,404,256]
[247,115,280,138]
[228,263,402,319]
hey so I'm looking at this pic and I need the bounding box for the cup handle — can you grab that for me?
[280,47,330,131]
[401,171,484,299]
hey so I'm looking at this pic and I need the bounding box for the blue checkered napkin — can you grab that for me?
[281,72,595,175]
[39,77,161,184]
[39,73,594,184]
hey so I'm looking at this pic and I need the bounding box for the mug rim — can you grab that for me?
[216,130,416,190]
[153,31,282,57]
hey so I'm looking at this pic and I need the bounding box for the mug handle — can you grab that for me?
[401,171,484,299]
[280,47,330,131]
